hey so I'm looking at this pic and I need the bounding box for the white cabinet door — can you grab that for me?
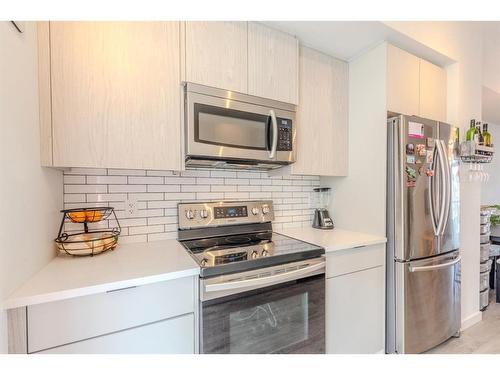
[185,21,248,93]
[291,46,348,176]
[419,58,447,122]
[28,276,195,353]
[49,21,182,170]
[326,265,385,354]
[38,314,194,354]
[386,44,420,116]
[248,22,298,104]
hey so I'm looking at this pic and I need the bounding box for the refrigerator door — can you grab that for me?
[395,250,461,354]
[438,122,460,253]
[388,115,439,261]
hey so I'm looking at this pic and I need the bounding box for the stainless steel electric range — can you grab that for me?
[178,200,326,354]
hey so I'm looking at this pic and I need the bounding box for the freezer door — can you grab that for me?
[389,115,439,261]
[395,251,461,354]
[438,122,460,253]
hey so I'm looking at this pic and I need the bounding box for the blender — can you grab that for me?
[312,187,334,229]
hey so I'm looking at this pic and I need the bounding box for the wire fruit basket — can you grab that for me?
[55,207,121,256]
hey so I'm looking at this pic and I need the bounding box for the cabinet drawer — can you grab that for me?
[326,244,385,278]
[28,276,195,353]
[38,314,195,354]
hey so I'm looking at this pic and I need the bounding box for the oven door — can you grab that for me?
[185,86,296,164]
[200,259,325,354]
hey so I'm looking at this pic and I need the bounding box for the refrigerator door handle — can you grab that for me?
[409,256,461,272]
[435,140,447,235]
[440,140,451,235]
[428,147,439,235]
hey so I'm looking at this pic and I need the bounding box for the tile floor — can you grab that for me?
[428,292,500,354]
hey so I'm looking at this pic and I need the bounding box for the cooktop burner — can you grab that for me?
[180,231,324,278]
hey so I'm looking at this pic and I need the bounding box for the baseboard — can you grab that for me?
[461,311,482,331]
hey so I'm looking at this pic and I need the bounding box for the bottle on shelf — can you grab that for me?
[474,121,482,144]
[466,119,476,141]
[483,123,492,147]
[478,126,485,146]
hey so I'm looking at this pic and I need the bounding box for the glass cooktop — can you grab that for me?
[180,231,324,278]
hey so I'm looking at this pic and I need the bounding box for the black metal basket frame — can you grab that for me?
[55,207,121,256]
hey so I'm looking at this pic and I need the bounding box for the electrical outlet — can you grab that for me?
[124,198,138,218]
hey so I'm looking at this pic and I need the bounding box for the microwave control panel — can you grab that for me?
[277,118,293,151]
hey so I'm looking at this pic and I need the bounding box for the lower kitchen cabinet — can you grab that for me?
[38,314,194,354]
[8,276,198,354]
[325,244,385,354]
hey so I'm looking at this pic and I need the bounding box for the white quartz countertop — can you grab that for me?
[277,227,387,253]
[3,240,199,309]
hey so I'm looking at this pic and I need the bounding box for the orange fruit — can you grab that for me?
[86,210,103,222]
[69,211,86,223]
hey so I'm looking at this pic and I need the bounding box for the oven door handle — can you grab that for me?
[204,261,325,293]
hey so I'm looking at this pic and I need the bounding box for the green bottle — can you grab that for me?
[483,123,492,147]
[466,119,476,141]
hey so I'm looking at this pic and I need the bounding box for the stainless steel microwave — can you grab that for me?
[184,83,296,170]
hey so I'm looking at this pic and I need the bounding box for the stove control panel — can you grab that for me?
[178,200,274,229]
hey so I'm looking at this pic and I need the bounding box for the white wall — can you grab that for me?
[321,43,387,236]
[0,22,62,353]
[482,123,500,205]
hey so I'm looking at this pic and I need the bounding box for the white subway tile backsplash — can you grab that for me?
[108,169,146,176]
[87,193,127,202]
[65,184,107,194]
[196,177,224,185]
[181,185,211,192]
[64,175,86,184]
[147,184,181,193]
[180,170,210,177]
[87,175,128,184]
[108,184,147,193]
[196,192,224,200]
[64,194,86,203]
[63,168,319,243]
[128,176,163,185]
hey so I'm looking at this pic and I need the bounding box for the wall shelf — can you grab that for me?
[460,141,494,163]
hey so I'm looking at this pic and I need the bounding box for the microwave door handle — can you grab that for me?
[269,109,278,159]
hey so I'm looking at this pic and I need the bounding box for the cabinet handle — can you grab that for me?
[106,285,137,293]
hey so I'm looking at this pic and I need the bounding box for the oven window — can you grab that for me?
[229,293,309,353]
[202,275,325,354]
[195,104,269,150]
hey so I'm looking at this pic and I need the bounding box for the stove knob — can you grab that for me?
[251,250,259,259]
[261,249,269,257]
[262,205,270,215]
[185,209,195,220]
[201,258,208,267]
[200,209,208,219]
[251,207,260,215]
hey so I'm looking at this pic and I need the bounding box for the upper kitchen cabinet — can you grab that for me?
[289,46,348,176]
[40,21,182,170]
[386,44,420,117]
[419,58,447,122]
[386,44,447,122]
[247,23,299,104]
[184,22,248,94]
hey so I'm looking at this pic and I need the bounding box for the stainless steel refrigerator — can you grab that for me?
[386,115,461,354]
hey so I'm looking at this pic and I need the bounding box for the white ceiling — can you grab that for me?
[263,21,454,66]
[265,21,500,124]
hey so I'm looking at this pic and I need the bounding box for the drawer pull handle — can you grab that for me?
[106,285,137,293]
